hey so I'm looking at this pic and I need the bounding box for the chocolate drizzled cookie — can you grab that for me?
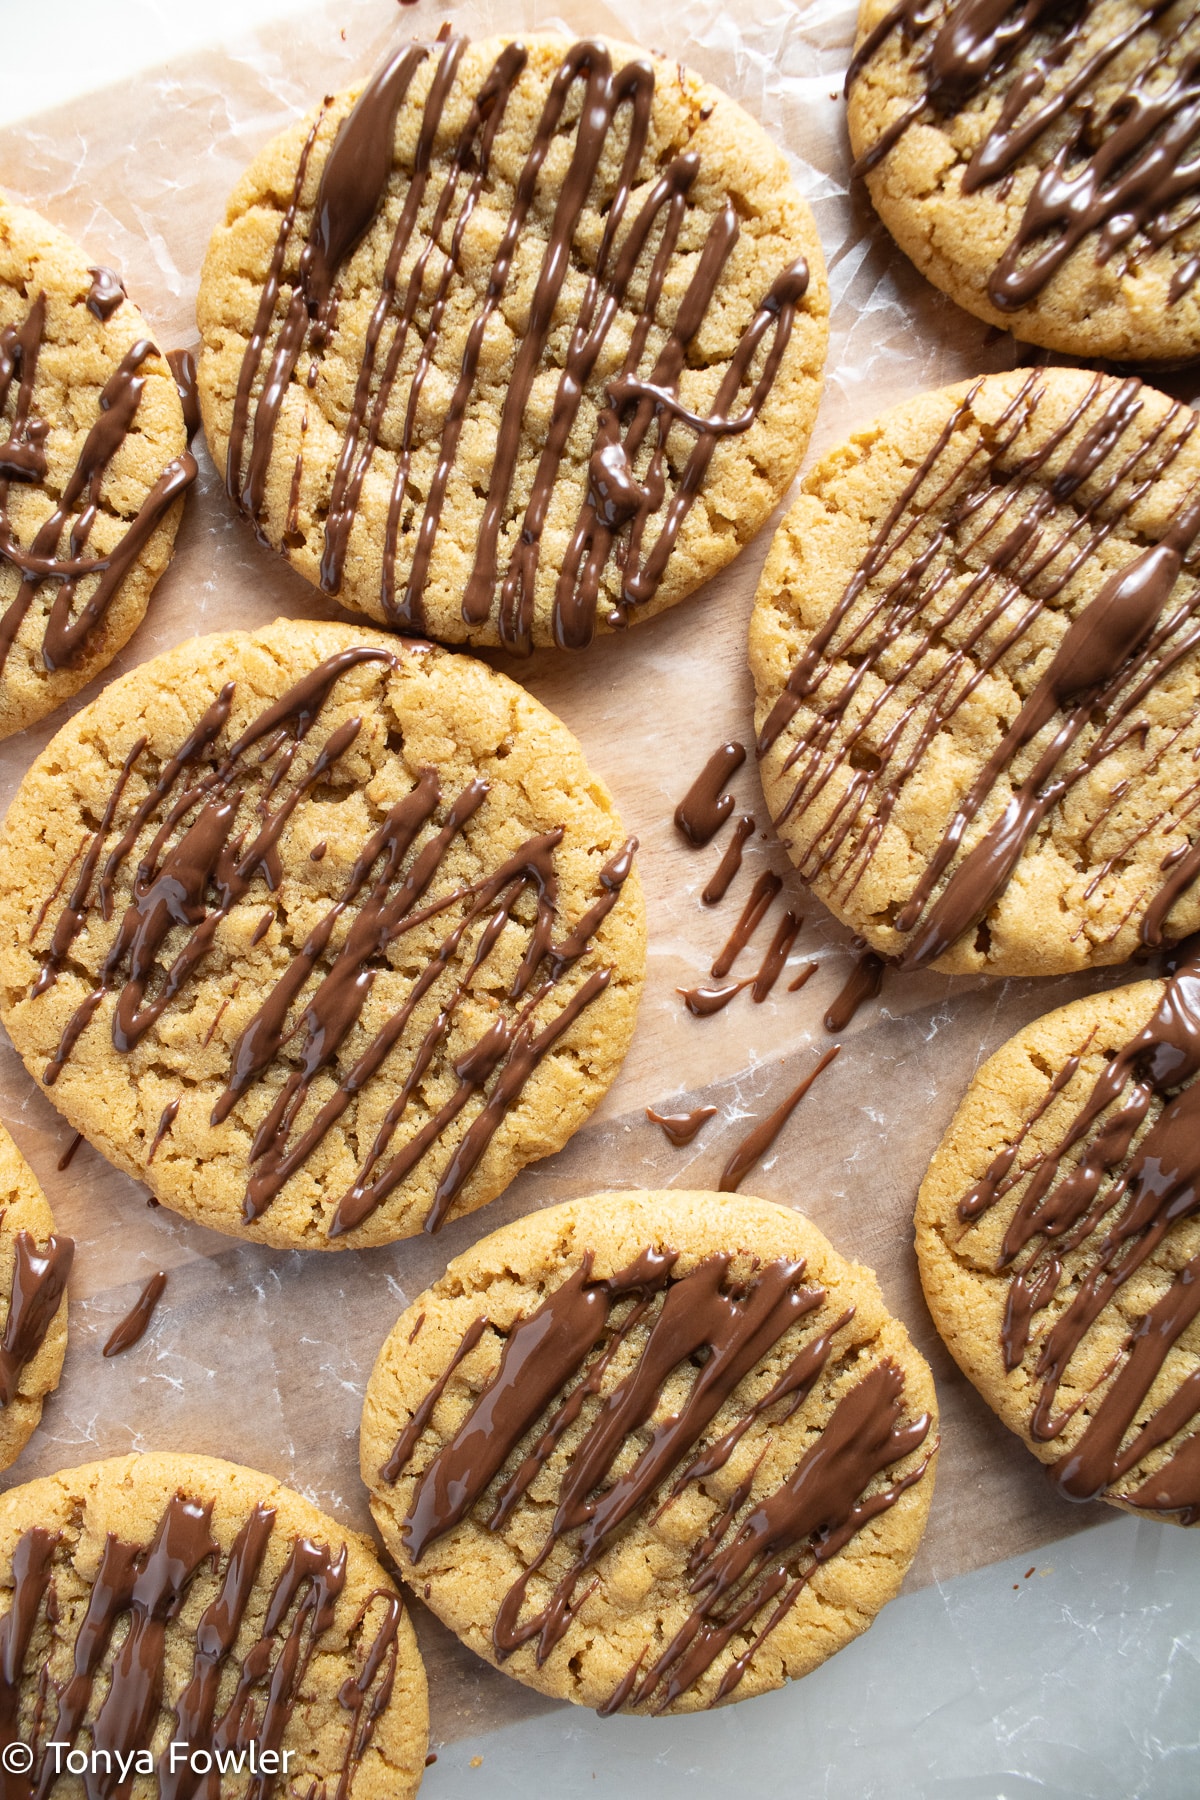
[363,1192,936,1715]
[0,194,193,739]
[197,31,828,652]
[0,620,644,1250]
[0,1452,429,1796]
[846,0,1200,360]
[918,944,1200,1525]
[751,367,1200,977]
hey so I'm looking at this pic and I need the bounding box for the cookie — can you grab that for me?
[0,619,644,1250]
[196,30,829,654]
[845,0,1200,361]
[917,943,1200,1525]
[751,367,1200,978]
[362,1190,937,1715]
[0,193,194,740]
[0,1122,71,1472]
[0,1451,428,1795]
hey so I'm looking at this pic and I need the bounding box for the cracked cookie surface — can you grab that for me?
[0,1451,429,1796]
[0,192,192,739]
[0,619,645,1250]
[846,0,1200,360]
[362,1190,937,1715]
[916,957,1200,1525]
[196,31,828,653]
[751,367,1200,978]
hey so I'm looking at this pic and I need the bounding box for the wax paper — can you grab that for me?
[0,0,1158,1755]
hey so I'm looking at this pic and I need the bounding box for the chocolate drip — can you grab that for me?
[0,1492,399,1795]
[103,1271,167,1357]
[224,33,811,650]
[703,814,755,904]
[679,908,801,1017]
[718,1046,840,1193]
[56,1131,83,1172]
[966,937,1200,1519]
[674,744,747,847]
[30,647,630,1236]
[711,871,781,980]
[0,297,196,676]
[847,0,1200,312]
[384,1249,930,1706]
[824,948,885,1033]
[147,1099,180,1165]
[166,349,201,442]
[645,1104,717,1146]
[84,266,126,322]
[759,372,1200,965]
[0,1232,73,1407]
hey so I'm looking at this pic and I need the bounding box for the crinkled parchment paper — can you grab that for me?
[0,0,1148,1752]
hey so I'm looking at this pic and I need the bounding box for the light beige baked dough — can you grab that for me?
[917,976,1200,1521]
[196,32,829,648]
[0,1451,429,1797]
[362,1190,937,1714]
[0,193,188,739]
[0,619,645,1250]
[0,1121,68,1471]
[750,367,1200,977]
[846,0,1200,360]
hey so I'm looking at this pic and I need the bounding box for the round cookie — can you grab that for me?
[362,1190,937,1715]
[0,192,193,740]
[0,1122,71,1472]
[0,1451,429,1795]
[0,619,645,1250]
[916,944,1200,1525]
[845,0,1200,361]
[196,30,829,654]
[751,366,1200,978]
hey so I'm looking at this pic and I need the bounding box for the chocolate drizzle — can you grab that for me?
[960,938,1200,1521]
[383,1247,931,1707]
[223,33,811,651]
[718,1047,841,1193]
[166,349,201,442]
[847,0,1200,312]
[0,1493,401,1795]
[645,1104,717,1146]
[759,372,1200,967]
[0,294,196,676]
[103,1271,167,1357]
[674,745,747,847]
[0,1232,73,1406]
[28,647,633,1237]
[84,267,126,323]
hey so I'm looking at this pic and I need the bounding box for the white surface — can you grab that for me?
[1,4,1197,1797]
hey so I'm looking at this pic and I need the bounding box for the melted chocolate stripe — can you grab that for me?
[387,1252,929,1705]
[32,649,630,1234]
[963,937,1200,1519]
[0,1233,73,1406]
[225,33,812,650]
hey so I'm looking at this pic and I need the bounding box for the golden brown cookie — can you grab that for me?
[0,1122,71,1472]
[917,945,1200,1525]
[0,1451,428,1795]
[845,0,1200,361]
[0,192,193,739]
[0,619,644,1250]
[751,366,1200,978]
[196,30,829,654]
[362,1190,937,1715]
